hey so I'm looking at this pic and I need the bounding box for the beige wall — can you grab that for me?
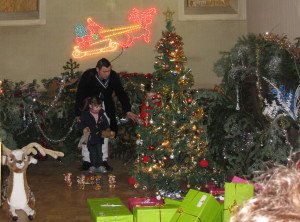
[0,0,247,89]
[247,0,300,42]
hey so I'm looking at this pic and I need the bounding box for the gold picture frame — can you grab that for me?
[0,0,46,26]
[178,0,246,20]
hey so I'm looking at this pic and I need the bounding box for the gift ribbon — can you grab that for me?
[135,204,166,222]
[99,203,123,222]
[224,183,239,214]
[173,190,205,221]
[175,207,202,222]
[135,203,165,208]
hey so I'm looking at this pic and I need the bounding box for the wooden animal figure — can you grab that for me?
[1,142,64,221]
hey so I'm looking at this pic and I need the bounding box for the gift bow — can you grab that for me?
[226,200,238,214]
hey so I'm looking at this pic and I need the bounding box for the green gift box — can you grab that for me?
[223,183,254,222]
[133,204,178,222]
[87,198,133,222]
[170,189,221,222]
[164,198,182,206]
[218,203,224,222]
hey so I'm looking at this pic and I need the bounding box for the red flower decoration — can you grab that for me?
[143,155,150,163]
[129,177,136,185]
[200,159,208,168]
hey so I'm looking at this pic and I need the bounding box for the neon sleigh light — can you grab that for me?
[72,8,157,59]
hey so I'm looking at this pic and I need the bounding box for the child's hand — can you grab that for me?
[110,131,116,138]
[83,127,90,133]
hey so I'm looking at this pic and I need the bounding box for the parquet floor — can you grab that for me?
[0,157,152,222]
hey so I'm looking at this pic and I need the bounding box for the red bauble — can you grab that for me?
[144,120,149,127]
[149,145,155,150]
[143,155,150,163]
[200,159,209,168]
[129,177,136,185]
[156,94,162,99]
[187,97,193,104]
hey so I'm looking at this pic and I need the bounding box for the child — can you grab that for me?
[231,165,300,222]
[78,96,112,173]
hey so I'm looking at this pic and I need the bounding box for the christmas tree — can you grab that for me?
[129,9,223,195]
[197,33,300,178]
[0,59,81,159]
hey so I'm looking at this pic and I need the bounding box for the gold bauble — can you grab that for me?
[192,124,197,131]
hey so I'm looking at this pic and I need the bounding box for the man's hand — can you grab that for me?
[110,131,116,138]
[126,112,140,123]
[83,127,90,133]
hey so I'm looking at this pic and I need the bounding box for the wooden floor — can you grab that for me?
[0,157,152,222]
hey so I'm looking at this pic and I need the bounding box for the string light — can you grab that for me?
[0,80,3,95]
[72,7,157,58]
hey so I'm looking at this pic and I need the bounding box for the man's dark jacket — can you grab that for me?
[75,68,131,132]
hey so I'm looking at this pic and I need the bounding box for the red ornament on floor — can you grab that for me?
[200,159,208,167]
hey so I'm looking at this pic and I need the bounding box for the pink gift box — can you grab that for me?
[128,197,164,213]
[231,176,262,191]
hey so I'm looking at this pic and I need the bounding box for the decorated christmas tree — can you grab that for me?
[197,33,300,178]
[129,10,223,195]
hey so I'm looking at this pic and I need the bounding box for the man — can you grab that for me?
[75,58,139,170]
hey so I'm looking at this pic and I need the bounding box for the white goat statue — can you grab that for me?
[1,142,64,221]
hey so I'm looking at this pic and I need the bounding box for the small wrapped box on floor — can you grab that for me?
[87,198,133,222]
[128,197,164,213]
[133,204,178,222]
[170,189,222,222]
[223,182,254,222]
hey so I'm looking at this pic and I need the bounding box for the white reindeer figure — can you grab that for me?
[1,142,64,221]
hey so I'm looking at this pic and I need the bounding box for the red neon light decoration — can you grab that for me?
[72,7,157,59]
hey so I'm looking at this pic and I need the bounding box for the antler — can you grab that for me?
[21,142,64,159]
[1,143,12,156]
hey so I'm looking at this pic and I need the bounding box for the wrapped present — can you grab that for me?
[223,183,254,222]
[231,176,262,191]
[164,198,182,206]
[133,204,178,222]
[170,189,221,222]
[128,197,164,213]
[87,198,133,222]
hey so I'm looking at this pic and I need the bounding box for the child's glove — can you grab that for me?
[78,131,90,149]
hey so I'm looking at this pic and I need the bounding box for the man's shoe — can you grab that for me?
[81,161,91,171]
[88,166,96,173]
[97,166,107,174]
[103,161,113,171]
